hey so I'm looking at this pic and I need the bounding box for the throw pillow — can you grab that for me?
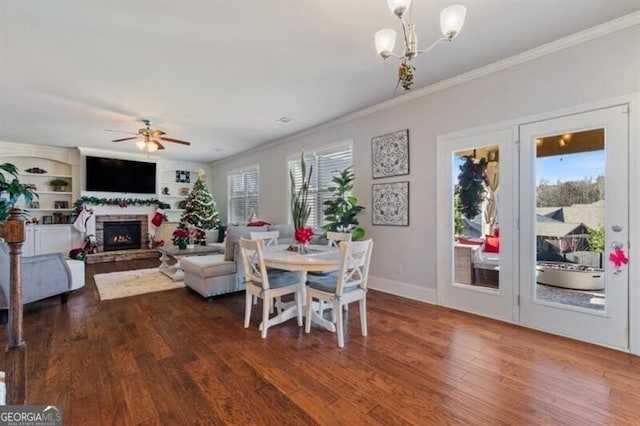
[484,235,500,253]
[247,220,271,227]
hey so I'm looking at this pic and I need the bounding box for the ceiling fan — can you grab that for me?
[108,119,191,152]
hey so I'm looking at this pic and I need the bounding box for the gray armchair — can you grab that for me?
[0,241,72,321]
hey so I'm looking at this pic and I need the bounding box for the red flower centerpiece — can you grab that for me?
[295,227,314,253]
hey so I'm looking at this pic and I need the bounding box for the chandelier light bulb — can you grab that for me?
[440,4,467,40]
[147,142,158,152]
[387,0,411,17]
[375,28,397,58]
[135,140,146,150]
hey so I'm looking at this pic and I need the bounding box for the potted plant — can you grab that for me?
[1,163,37,223]
[322,166,365,240]
[49,178,69,192]
[289,151,313,251]
[172,226,190,250]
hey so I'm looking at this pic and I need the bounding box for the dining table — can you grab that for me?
[261,244,341,333]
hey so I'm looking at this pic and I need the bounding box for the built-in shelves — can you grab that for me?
[159,167,198,221]
[5,156,76,224]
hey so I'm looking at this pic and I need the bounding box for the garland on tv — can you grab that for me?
[72,196,169,212]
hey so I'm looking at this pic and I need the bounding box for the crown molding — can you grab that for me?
[214,11,639,166]
[329,11,640,126]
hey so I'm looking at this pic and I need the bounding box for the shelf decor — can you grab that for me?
[371,129,410,179]
[175,170,191,183]
[372,181,409,226]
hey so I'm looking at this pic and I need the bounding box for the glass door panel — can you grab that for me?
[453,145,500,290]
[534,129,605,311]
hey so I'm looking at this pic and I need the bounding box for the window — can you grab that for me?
[288,142,353,228]
[227,166,259,225]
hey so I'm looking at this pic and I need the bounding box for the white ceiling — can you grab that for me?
[1,1,638,162]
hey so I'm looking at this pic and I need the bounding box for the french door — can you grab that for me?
[436,128,517,322]
[519,106,629,349]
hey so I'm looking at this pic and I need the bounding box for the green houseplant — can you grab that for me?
[290,152,313,246]
[0,163,37,223]
[322,166,365,240]
[49,178,69,192]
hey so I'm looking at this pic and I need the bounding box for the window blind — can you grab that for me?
[288,143,352,228]
[227,166,259,225]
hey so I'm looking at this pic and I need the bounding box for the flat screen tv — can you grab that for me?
[86,156,157,194]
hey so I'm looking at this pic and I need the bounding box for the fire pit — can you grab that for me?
[536,262,604,290]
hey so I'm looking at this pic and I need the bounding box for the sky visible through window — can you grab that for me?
[453,150,605,185]
[536,150,604,185]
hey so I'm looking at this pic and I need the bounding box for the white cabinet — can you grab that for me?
[23,225,72,256]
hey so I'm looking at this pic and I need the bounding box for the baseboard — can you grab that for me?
[368,276,437,305]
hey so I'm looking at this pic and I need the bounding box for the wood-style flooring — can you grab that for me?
[0,258,638,425]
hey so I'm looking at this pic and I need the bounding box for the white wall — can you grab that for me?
[210,25,640,299]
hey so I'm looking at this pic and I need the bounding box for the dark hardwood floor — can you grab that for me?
[1,258,638,425]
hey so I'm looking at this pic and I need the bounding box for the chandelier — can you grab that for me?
[375,0,467,90]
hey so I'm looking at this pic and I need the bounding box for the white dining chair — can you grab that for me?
[304,239,373,348]
[250,230,281,311]
[326,231,352,247]
[308,231,353,317]
[239,238,304,338]
[249,230,279,247]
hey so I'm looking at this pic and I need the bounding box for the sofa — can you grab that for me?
[0,240,75,321]
[181,224,320,298]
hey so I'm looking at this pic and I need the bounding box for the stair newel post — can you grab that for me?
[2,208,27,404]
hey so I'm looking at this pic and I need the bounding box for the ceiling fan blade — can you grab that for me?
[112,136,139,142]
[105,129,137,135]
[158,136,191,145]
[154,140,166,150]
[151,129,166,137]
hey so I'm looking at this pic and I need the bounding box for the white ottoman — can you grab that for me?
[65,259,86,290]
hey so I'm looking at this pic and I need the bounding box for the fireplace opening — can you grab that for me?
[103,221,142,252]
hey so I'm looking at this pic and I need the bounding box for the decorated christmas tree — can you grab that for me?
[179,169,219,245]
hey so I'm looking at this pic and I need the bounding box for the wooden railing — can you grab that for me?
[0,208,27,404]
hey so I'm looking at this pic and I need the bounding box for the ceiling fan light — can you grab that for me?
[440,4,467,40]
[375,28,396,58]
[387,0,411,17]
[135,140,147,150]
[146,142,158,153]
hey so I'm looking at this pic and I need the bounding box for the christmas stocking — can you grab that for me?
[151,208,164,227]
[73,208,90,232]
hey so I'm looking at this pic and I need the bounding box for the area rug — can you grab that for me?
[94,268,185,301]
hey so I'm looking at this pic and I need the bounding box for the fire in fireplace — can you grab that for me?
[103,221,142,252]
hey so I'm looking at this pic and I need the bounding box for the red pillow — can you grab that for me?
[247,220,271,227]
[484,235,500,253]
[458,236,483,246]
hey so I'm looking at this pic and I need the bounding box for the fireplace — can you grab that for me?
[95,214,150,253]
[103,221,142,252]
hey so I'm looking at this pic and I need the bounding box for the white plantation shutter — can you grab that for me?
[288,143,352,228]
[227,166,259,224]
